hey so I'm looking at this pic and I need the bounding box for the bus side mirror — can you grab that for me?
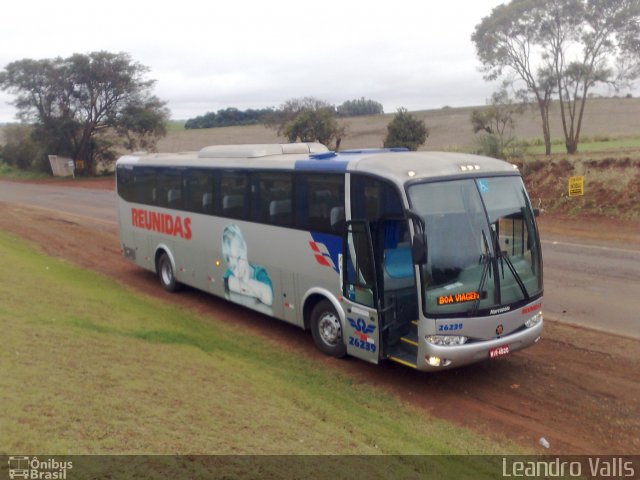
[412,233,427,265]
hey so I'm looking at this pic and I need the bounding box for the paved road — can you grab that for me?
[1,180,639,338]
[0,180,117,226]
[541,238,640,338]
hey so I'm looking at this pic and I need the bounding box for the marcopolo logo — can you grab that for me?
[7,457,73,479]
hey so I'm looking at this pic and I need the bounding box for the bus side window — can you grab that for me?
[184,169,217,215]
[116,165,134,202]
[156,168,183,210]
[133,166,156,206]
[220,171,249,219]
[254,172,293,226]
[296,174,345,234]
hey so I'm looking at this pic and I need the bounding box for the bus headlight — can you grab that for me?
[525,311,543,328]
[426,335,468,346]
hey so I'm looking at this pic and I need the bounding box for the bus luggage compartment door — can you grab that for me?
[342,221,380,363]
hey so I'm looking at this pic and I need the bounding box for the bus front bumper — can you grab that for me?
[416,319,543,371]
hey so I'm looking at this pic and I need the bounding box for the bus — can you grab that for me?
[115,143,543,371]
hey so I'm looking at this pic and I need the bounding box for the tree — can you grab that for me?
[471,83,525,158]
[0,51,169,174]
[282,108,345,148]
[337,97,384,117]
[383,108,428,151]
[116,96,170,153]
[267,97,344,148]
[543,0,640,153]
[265,97,335,132]
[472,1,556,155]
[473,0,640,155]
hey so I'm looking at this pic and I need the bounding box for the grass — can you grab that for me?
[0,161,50,180]
[0,231,528,477]
[165,119,186,132]
[524,135,640,155]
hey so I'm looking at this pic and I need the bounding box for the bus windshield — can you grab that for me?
[407,176,542,317]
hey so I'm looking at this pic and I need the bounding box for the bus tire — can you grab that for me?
[157,252,181,292]
[310,300,347,358]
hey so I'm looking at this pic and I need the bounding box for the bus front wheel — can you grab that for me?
[157,252,181,293]
[310,300,347,358]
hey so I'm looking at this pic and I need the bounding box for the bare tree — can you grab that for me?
[473,1,556,155]
[541,0,640,153]
[473,0,640,155]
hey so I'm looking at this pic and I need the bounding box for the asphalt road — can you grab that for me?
[0,181,117,225]
[1,180,639,339]
[542,238,640,338]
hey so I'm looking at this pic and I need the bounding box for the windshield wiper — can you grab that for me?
[470,230,492,316]
[492,228,530,302]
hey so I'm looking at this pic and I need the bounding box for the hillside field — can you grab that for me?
[155,97,640,220]
[152,97,640,153]
[2,97,639,219]
[2,97,639,153]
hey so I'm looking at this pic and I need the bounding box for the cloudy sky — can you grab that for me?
[0,0,510,122]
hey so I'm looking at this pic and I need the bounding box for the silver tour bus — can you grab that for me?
[116,143,543,371]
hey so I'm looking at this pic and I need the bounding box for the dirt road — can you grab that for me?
[1,179,639,454]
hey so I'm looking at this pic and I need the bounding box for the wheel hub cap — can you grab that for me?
[318,312,341,347]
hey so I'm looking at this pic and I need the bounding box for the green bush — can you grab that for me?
[383,108,428,151]
[0,125,47,171]
[476,134,501,158]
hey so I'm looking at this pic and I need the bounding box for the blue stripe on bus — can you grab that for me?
[294,159,349,172]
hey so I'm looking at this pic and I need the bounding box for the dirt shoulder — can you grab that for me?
[2,176,115,191]
[1,199,638,455]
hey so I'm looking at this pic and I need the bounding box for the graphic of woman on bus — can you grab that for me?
[221,224,274,307]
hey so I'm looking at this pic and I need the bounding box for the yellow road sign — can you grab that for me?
[568,176,584,197]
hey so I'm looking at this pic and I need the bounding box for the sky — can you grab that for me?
[0,0,511,122]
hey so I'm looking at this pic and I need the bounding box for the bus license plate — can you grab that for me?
[489,345,510,359]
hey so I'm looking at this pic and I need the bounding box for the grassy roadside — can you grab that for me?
[0,231,528,476]
[524,135,640,155]
[0,161,50,180]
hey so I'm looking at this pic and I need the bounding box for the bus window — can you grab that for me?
[185,169,217,215]
[220,171,249,219]
[296,174,344,234]
[156,168,184,210]
[254,172,293,226]
[116,165,134,202]
[133,167,156,205]
[351,175,403,222]
[344,221,377,308]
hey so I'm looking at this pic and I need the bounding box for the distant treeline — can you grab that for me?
[184,107,274,129]
[184,97,384,129]
[336,97,384,117]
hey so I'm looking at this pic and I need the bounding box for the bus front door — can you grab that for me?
[341,220,381,363]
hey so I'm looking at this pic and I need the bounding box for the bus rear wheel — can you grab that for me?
[157,252,181,292]
[310,300,346,358]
